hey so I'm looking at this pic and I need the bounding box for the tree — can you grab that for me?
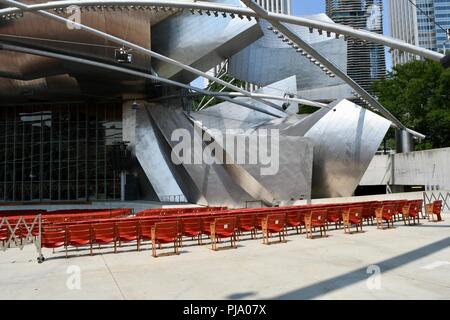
[372,59,450,150]
[192,75,245,111]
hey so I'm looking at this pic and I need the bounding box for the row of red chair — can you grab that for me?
[39,199,440,258]
[136,206,227,217]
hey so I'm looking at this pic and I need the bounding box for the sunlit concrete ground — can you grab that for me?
[1,210,449,300]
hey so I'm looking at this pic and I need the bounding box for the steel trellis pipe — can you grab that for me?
[241,0,426,139]
[0,0,286,113]
[0,42,287,118]
[0,0,444,61]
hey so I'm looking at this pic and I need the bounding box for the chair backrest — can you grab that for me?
[433,200,443,214]
[286,211,300,223]
[348,207,363,219]
[138,219,157,237]
[153,221,179,240]
[181,217,202,233]
[92,223,116,238]
[0,225,8,240]
[237,214,256,229]
[201,217,216,233]
[311,210,327,223]
[326,207,342,220]
[116,221,138,236]
[42,227,66,246]
[406,200,418,215]
[212,217,236,235]
[298,209,310,220]
[264,213,286,232]
[382,204,396,216]
[67,224,92,241]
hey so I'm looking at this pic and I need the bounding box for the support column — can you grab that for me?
[395,129,414,153]
[120,171,126,202]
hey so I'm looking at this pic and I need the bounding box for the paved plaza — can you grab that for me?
[1,211,449,300]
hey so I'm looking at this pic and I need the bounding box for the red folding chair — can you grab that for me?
[304,210,327,239]
[286,211,303,234]
[361,202,375,225]
[237,214,257,239]
[401,200,421,225]
[65,224,93,257]
[138,219,157,246]
[375,204,396,229]
[201,216,216,238]
[209,217,237,251]
[427,200,443,222]
[116,221,139,251]
[261,213,287,245]
[0,225,7,247]
[342,207,363,234]
[393,200,408,221]
[92,223,117,253]
[180,217,203,246]
[326,207,342,229]
[151,221,180,257]
[42,226,66,254]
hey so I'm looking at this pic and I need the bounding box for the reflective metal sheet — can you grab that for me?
[151,0,263,83]
[228,17,346,96]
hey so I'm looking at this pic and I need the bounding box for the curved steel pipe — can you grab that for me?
[0,42,286,118]
[0,0,285,113]
[0,0,443,61]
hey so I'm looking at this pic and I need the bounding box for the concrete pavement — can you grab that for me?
[1,213,449,300]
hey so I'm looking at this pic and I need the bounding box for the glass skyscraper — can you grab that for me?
[434,0,450,52]
[389,0,449,66]
[326,0,386,92]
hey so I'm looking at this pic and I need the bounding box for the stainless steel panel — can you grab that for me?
[228,17,346,94]
[147,102,256,207]
[191,76,298,131]
[258,99,391,198]
[151,0,263,83]
[135,106,184,199]
[285,100,390,198]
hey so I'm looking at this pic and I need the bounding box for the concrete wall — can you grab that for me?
[360,148,450,190]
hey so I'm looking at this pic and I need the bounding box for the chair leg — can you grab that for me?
[152,241,156,257]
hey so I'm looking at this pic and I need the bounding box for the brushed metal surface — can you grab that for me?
[0,0,161,99]
[147,102,256,207]
[228,17,346,92]
[266,99,391,198]
[191,76,299,131]
[151,0,263,83]
[306,101,390,198]
[135,105,184,199]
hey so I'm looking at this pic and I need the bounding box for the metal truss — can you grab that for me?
[0,0,286,114]
[0,0,444,62]
[1,0,446,137]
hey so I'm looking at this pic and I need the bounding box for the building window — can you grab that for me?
[0,102,122,202]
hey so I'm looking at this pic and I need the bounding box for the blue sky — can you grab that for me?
[293,0,393,70]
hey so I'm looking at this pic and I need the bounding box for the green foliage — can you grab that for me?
[298,104,320,115]
[372,59,450,150]
[192,75,245,111]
